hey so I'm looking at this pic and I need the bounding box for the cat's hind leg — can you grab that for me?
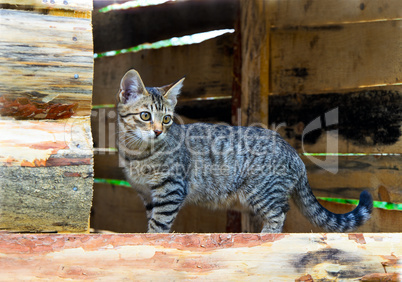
[260,210,287,233]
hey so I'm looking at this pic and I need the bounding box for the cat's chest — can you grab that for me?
[125,160,169,186]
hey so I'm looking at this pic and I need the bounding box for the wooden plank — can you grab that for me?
[0,118,92,167]
[93,33,234,105]
[269,87,402,154]
[303,155,402,203]
[0,165,93,232]
[268,0,402,27]
[0,233,400,280]
[93,0,238,53]
[91,183,227,233]
[270,20,402,95]
[240,0,269,126]
[284,200,402,233]
[0,0,92,11]
[0,9,93,118]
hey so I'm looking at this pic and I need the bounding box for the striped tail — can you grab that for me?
[293,177,373,232]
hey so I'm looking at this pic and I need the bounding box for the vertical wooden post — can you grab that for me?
[240,0,270,127]
[239,0,271,232]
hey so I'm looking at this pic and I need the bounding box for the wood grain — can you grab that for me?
[93,33,234,105]
[240,0,269,126]
[0,118,92,167]
[0,233,400,280]
[0,0,92,11]
[268,0,402,27]
[0,165,93,232]
[0,9,93,118]
[270,20,402,95]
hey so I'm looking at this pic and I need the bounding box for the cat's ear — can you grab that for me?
[118,69,147,104]
[162,77,185,106]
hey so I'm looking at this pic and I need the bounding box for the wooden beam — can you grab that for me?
[0,233,400,280]
[0,9,93,118]
[0,0,93,11]
[93,0,238,53]
[240,0,269,126]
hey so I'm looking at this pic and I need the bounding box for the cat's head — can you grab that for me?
[117,69,184,146]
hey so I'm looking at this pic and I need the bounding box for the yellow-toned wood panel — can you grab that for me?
[0,0,92,11]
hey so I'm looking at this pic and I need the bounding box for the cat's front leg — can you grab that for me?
[147,181,187,233]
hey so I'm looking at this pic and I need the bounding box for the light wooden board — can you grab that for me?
[268,0,402,27]
[0,0,92,11]
[0,9,93,118]
[92,183,227,233]
[93,33,234,105]
[270,20,402,95]
[269,87,402,154]
[93,0,238,53]
[0,233,400,281]
[0,118,92,167]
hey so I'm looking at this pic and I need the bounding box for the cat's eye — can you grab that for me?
[140,112,151,121]
[163,115,172,124]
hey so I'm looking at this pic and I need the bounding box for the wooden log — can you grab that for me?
[270,20,402,95]
[269,87,402,154]
[0,0,92,11]
[0,9,93,118]
[93,0,238,53]
[268,0,402,27]
[93,33,234,105]
[0,233,400,280]
[240,0,269,126]
[91,183,227,233]
[0,118,92,167]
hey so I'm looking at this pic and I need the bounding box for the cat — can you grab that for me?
[116,69,373,233]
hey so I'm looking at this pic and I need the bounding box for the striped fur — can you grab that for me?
[117,69,373,233]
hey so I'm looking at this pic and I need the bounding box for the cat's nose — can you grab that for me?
[154,130,162,137]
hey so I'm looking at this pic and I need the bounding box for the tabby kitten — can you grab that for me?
[116,69,373,233]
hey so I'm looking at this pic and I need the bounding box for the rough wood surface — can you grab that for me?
[0,165,93,232]
[91,183,227,233]
[93,33,234,105]
[270,20,402,95]
[268,0,402,27]
[0,9,93,118]
[269,87,402,154]
[0,233,400,281]
[93,0,238,53]
[0,118,92,167]
[240,0,269,126]
[0,0,92,11]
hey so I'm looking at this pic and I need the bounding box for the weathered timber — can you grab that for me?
[0,118,92,167]
[284,200,402,233]
[91,183,227,233]
[270,20,402,95]
[93,33,234,105]
[0,0,92,11]
[93,0,238,53]
[268,0,402,27]
[0,233,400,280]
[0,165,93,232]
[0,9,93,118]
[269,88,402,153]
[240,0,269,126]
